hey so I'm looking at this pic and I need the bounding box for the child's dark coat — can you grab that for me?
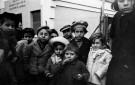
[57,60,89,85]
[70,37,91,64]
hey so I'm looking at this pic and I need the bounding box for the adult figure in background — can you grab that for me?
[106,0,135,85]
[60,25,73,41]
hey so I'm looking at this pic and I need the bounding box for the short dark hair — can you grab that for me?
[50,29,59,36]
[90,33,106,46]
[0,12,19,28]
[36,26,50,35]
[23,28,35,37]
[64,44,79,55]
[111,0,119,11]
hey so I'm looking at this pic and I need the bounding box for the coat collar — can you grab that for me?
[71,37,88,49]
[32,40,52,56]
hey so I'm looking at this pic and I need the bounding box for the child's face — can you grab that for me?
[74,27,85,40]
[50,33,58,39]
[65,50,77,62]
[54,44,64,57]
[117,0,134,13]
[0,19,15,35]
[92,38,103,51]
[63,29,72,39]
[37,29,49,42]
[23,33,33,43]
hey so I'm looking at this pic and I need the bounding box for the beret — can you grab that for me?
[36,26,50,34]
[71,20,88,32]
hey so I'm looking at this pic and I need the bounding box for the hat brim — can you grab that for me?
[50,37,69,46]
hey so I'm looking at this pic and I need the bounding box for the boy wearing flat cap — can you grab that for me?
[60,25,73,41]
[70,20,91,65]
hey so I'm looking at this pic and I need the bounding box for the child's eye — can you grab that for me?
[80,31,84,33]
[39,32,43,35]
[70,53,75,56]
[44,33,49,36]
[11,25,15,28]
[75,31,79,33]
[5,24,10,27]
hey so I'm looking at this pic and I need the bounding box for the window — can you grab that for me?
[31,10,41,31]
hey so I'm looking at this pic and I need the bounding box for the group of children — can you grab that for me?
[0,0,134,85]
[0,11,112,85]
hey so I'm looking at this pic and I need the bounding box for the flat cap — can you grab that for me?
[60,25,71,32]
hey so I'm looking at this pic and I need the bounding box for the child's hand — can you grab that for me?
[48,74,54,78]
[74,74,83,80]
[62,58,70,65]
[46,73,54,78]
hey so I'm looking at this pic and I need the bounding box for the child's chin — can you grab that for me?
[41,39,47,42]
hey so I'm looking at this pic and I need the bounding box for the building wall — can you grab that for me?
[0,0,116,37]
[55,6,100,38]
[53,0,116,38]
[2,0,41,28]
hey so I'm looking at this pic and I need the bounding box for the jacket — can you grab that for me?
[57,59,89,85]
[0,29,17,83]
[45,54,62,85]
[24,40,53,74]
[16,40,33,80]
[86,48,112,85]
[70,37,91,64]
[106,10,135,85]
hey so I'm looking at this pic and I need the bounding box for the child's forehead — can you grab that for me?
[3,19,15,24]
[54,45,65,49]
[24,33,33,36]
[65,50,76,53]
[39,29,49,33]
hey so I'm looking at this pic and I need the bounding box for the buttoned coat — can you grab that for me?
[24,40,53,74]
[86,48,112,85]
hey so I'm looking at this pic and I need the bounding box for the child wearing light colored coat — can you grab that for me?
[86,33,112,85]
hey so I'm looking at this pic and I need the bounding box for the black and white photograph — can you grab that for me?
[0,0,135,85]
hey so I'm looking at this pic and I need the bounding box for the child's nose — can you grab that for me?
[57,50,61,53]
[124,0,128,6]
[8,26,13,30]
[42,34,45,38]
[67,54,71,58]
